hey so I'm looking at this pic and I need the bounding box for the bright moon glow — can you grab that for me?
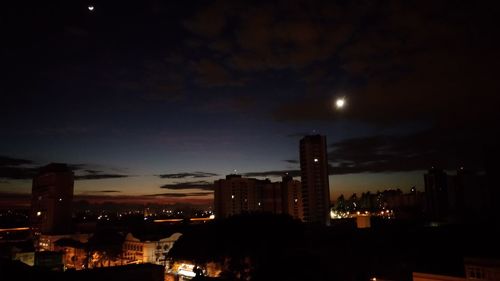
[335,98,346,109]
[88,6,94,11]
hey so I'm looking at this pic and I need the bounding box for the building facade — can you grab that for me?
[122,232,182,266]
[300,135,331,225]
[214,175,270,219]
[281,175,303,221]
[424,168,449,221]
[214,174,307,221]
[31,163,74,236]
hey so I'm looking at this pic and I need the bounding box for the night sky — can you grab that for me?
[1,0,499,207]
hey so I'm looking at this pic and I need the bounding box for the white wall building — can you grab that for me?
[122,232,182,265]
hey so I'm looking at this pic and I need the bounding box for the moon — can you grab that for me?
[335,97,346,109]
[88,5,94,11]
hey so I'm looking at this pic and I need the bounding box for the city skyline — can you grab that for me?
[1,1,498,207]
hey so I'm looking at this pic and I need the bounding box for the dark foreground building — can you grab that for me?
[31,163,74,235]
[0,260,164,281]
[300,135,331,225]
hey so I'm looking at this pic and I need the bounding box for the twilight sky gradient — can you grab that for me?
[1,0,498,207]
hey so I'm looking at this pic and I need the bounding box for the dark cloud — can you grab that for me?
[183,0,353,71]
[195,96,256,113]
[158,172,218,179]
[0,166,37,180]
[66,164,131,180]
[0,156,131,181]
[0,156,34,166]
[31,126,90,136]
[191,59,246,87]
[75,174,129,180]
[88,190,121,193]
[0,192,29,199]
[328,128,488,175]
[147,191,213,198]
[244,170,300,178]
[284,159,298,164]
[160,181,213,191]
[286,132,310,138]
[0,156,38,180]
[0,192,30,207]
[271,1,500,129]
[122,60,186,102]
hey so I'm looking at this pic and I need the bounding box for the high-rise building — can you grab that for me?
[214,174,306,220]
[448,167,490,222]
[424,168,448,221]
[214,175,271,219]
[281,175,303,221]
[31,163,74,235]
[262,182,283,215]
[299,135,331,225]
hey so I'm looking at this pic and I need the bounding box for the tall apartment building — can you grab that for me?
[300,135,331,225]
[424,168,449,221]
[31,163,74,235]
[214,175,268,218]
[214,174,308,221]
[214,174,291,219]
[281,175,303,221]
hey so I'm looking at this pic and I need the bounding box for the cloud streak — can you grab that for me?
[244,170,300,178]
[0,156,34,166]
[160,181,213,191]
[146,191,213,198]
[0,155,131,181]
[75,174,129,180]
[158,172,218,179]
[327,128,487,174]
